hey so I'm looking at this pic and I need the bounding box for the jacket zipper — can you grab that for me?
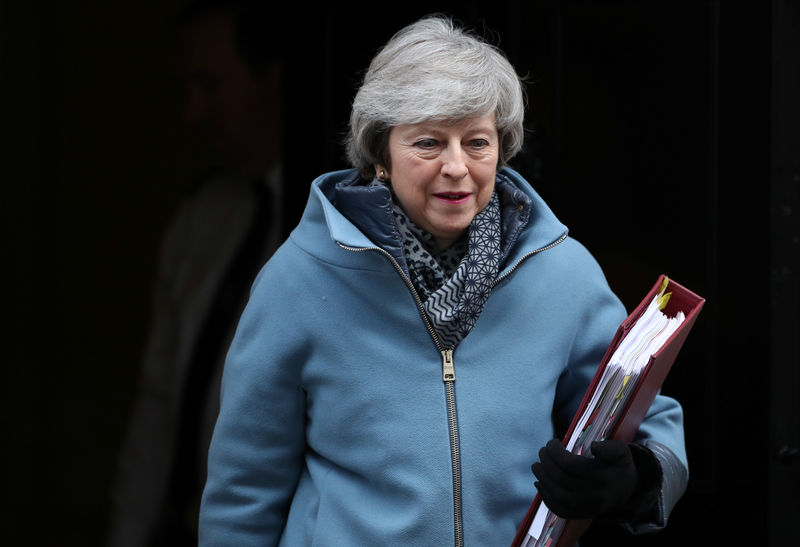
[441,348,463,547]
[337,243,464,547]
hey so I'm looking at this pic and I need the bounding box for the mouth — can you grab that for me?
[433,192,471,204]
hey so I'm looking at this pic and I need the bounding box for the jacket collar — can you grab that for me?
[494,167,569,277]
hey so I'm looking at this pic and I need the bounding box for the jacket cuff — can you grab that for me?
[620,440,689,534]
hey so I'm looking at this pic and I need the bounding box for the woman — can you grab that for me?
[199,15,688,546]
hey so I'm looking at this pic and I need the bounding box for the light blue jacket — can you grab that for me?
[199,168,688,546]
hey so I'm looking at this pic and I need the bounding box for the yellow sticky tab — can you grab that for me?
[657,276,671,310]
[616,375,631,399]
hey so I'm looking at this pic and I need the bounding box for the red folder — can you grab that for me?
[511,275,705,547]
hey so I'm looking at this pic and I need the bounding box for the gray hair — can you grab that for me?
[346,15,527,178]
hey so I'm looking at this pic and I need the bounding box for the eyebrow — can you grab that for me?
[403,123,498,138]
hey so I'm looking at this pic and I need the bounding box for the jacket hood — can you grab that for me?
[289,167,569,277]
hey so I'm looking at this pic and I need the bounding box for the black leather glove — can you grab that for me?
[531,438,660,522]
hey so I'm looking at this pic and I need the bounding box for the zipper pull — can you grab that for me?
[442,349,455,382]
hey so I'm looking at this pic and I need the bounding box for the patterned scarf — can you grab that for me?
[390,191,502,348]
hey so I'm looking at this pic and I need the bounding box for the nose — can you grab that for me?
[440,145,468,180]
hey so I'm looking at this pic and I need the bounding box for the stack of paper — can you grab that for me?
[523,281,686,547]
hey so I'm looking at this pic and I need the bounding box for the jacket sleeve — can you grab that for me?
[199,262,307,546]
[551,247,688,534]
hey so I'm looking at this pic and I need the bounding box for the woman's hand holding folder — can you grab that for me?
[531,438,661,522]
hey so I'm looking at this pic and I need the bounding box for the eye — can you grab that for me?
[469,138,490,148]
[414,138,438,149]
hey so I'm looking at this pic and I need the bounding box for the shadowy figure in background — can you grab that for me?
[108,1,288,545]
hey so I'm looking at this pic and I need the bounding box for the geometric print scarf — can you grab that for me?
[389,190,503,349]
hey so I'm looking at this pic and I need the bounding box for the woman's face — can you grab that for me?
[381,114,499,250]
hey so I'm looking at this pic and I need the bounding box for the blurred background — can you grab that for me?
[3,0,798,545]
